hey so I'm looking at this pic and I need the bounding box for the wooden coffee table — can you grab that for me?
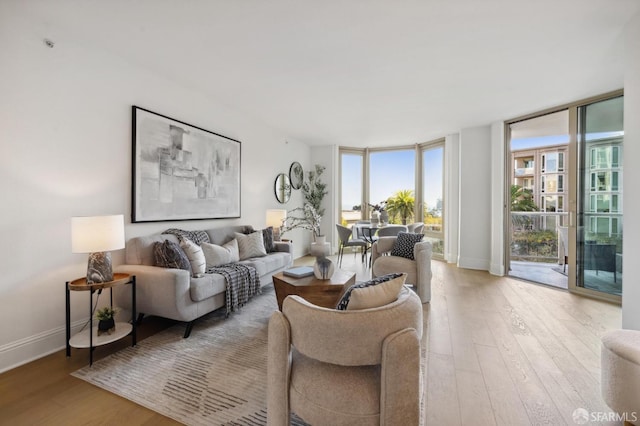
[273,269,356,310]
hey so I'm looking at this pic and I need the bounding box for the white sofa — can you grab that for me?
[115,225,293,337]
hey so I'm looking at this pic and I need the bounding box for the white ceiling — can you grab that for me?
[13,0,640,147]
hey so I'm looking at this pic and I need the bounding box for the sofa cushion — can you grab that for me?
[153,240,191,271]
[390,232,424,260]
[235,232,267,260]
[179,239,206,276]
[201,239,240,267]
[189,272,228,302]
[336,273,405,310]
[239,252,290,278]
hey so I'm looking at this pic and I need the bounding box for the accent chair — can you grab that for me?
[267,288,423,425]
[371,236,432,303]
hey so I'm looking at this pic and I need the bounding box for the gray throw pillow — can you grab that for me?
[153,240,191,271]
[390,232,424,260]
[262,227,275,253]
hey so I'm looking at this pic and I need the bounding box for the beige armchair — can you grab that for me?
[267,289,423,426]
[371,236,432,303]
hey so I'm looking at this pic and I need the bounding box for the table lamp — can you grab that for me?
[266,209,287,241]
[72,214,125,284]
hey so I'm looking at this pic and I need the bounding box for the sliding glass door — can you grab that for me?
[575,96,623,296]
[507,91,623,301]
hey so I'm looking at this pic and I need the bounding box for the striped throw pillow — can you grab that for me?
[179,238,206,276]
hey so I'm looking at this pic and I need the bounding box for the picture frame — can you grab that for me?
[132,106,241,222]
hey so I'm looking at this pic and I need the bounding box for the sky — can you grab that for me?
[341,148,443,211]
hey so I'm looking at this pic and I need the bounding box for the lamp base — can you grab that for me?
[87,251,113,284]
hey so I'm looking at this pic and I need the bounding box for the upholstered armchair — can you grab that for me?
[267,288,423,426]
[371,236,432,303]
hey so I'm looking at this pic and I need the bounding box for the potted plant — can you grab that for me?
[96,306,118,335]
[301,165,328,217]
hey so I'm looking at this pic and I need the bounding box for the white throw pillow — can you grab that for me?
[201,239,240,267]
[234,232,267,260]
[179,239,206,276]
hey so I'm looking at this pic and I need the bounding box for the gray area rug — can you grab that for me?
[72,286,305,425]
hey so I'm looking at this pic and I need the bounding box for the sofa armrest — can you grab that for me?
[273,241,293,254]
[114,264,198,322]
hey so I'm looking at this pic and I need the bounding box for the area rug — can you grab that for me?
[72,286,306,425]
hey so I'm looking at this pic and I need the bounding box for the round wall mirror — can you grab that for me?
[274,173,291,203]
[289,162,304,190]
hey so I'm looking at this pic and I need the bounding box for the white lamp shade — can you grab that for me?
[71,215,125,253]
[266,209,287,228]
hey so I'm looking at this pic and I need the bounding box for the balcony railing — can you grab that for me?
[514,167,535,176]
[511,212,567,263]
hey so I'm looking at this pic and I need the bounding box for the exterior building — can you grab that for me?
[512,143,568,230]
[512,138,623,240]
[584,137,623,240]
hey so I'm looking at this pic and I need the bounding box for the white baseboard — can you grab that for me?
[489,262,505,276]
[0,319,86,374]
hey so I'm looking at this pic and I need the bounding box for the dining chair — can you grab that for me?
[336,224,368,267]
[377,225,408,237]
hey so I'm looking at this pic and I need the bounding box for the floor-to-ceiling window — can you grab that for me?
[340,151,364,226]
[339,141,445,257]
[369,149,416,225]
[422,143,444,257]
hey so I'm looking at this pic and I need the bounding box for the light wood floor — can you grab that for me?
[1,252,622,425]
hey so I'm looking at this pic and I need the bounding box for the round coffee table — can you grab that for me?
[272,269,356,310]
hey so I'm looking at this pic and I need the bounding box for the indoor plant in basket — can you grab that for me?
[96,306,117,336]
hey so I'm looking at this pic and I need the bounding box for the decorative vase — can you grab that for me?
[380,211,389,225]
[98,318,115,336]
[315,235,326,245]
[313,256,335,280]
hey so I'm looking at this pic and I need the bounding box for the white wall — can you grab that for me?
[0,9,310,371]
[457,126,492,270]
[309,145,339,253]
[622,11,640,330]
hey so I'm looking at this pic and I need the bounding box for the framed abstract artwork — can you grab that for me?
[132,106,241,222]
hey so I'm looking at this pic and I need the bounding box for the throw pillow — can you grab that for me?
[153,240,191,271]
[201,239,240,268]
[335,273,406,311]
[390,232,424,260]
[179,238,206,276]
[262,227,275,253]
[235,232,267,260]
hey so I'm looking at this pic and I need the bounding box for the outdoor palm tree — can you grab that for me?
[386,189,415,225]
[510,185,538,212]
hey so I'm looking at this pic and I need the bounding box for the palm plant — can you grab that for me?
[385,189,415,225]
[510,185,538,212]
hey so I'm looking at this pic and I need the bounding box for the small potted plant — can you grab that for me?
[96,306,118,335]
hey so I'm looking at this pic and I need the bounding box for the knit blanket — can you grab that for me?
[207,263,261,315]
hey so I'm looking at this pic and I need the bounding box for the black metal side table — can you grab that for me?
[65,273,136,366]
